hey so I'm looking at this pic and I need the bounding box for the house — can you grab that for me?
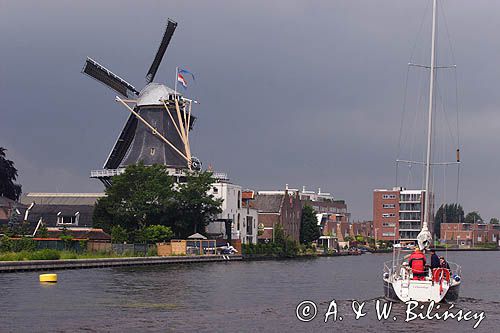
[42,227,111,242]
[205,173,258,244]
[254,187,301,243]
[440,223,500,247]
[0,196,25,226]
[17,193,105,234]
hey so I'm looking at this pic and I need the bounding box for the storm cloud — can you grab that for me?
[1,0,499,221]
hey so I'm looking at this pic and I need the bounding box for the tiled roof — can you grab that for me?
[43,227,111,241]
[20,193,105,206]
[26,205,95,227]
[242,191,255,200]
[0,196,19,207]
[253,194,284,213]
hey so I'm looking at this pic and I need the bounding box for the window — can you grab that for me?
[57,215,78,225]
[150,147,155,156]
[382,194,396,199]
[213,187,218,194]
[382,222,396,227]
[238,191,241,209]
[382,232,395,237]
[382,204,395,209]
[382,213,396,218]
[399,212,421,221]
[246,216,253,234]
[400,193,421,202]
[399,203,421,211]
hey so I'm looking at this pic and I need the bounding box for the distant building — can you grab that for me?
[441,223,500,247]
[297,186,350,249]
[351,220,374,239]
[205,173,258,244]
[17,193,105,234]
[0,196,24,226]
[254,187,301,243]
[43,227,111,242]
[373,187,432,244]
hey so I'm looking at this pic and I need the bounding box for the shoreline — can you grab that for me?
[0,248,497,273]
[0,251,361,272]
[0,255,242,273]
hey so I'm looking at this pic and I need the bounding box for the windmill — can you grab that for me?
[82,19,200,187]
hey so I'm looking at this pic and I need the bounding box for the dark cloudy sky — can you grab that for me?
[1,0,499,221]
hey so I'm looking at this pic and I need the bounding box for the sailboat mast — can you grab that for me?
[423,0,437,231]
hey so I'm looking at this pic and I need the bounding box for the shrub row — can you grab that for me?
[0,236,36,252]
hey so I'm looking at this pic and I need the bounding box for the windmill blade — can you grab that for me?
[146,19,177,83]
[82,57,140,97]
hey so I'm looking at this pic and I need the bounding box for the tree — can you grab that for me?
[434,203,464,238]
[110,225,128,243]
[0,147,22,201]
[465,211,483,224]
[142,225,173,243]
[170,170,222,238]
[490,218,499,225]
[299,205,320,244]
[93,164,222,241]
[37,224,49,238]
[274,223,286,246]
[355,235,365,243]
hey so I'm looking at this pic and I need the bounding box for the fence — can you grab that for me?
[111,243,156,255]
[157,239,217,256]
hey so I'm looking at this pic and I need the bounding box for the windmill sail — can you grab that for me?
[103,114,138,169]
[82,58,140,97]
[146,19,177,83]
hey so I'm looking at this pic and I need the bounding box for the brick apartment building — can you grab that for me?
[373,187,431,244]
[441,223,500,247]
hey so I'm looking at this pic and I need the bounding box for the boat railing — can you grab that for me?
[383,260,398,276]
[447,261,462,276]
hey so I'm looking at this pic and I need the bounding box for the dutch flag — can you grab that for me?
[177,72,188,88]
[176,68,195,90]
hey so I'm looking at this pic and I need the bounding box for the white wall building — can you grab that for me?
[205,174,258,244]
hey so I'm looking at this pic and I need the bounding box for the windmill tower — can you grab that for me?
[83,19,200,186]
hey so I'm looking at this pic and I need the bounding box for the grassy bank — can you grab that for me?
[0,249,156,261]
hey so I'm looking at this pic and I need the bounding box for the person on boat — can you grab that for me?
[408,248,427,280]
[439,256,450,270]
[430,249,440,270]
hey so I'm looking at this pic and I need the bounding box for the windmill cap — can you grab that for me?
[136,83,177,106]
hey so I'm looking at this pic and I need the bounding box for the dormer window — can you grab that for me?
[56,211,79,225]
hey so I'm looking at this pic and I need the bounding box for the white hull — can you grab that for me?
[383,275,460,303]
[383,259,462,303]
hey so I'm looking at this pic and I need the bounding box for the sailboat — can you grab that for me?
[382,0,462,303]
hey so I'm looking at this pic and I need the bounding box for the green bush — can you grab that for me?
[0,236,14,252]
[28,249,61,260]
[111,225,128,243]
[0,236,36,252]
[146,246,158,257]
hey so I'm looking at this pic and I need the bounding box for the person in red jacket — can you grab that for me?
[408,248,427,280]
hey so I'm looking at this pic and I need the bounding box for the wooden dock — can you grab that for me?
[0,255,242,273]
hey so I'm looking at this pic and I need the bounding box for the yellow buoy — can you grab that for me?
[39,273,57,283]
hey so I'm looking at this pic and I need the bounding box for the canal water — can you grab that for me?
[0,251,498,332]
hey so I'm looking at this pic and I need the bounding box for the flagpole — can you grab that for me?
[174,66,178,96]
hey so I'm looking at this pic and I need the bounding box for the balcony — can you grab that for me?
[90,168,126,178]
